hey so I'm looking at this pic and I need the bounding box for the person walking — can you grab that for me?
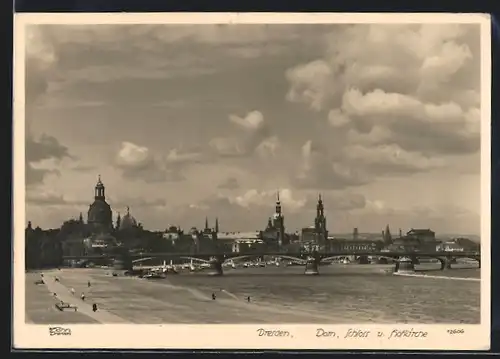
[88,281,91,288]
[92,303,98,312]
[212,293,216,300]
[81,293,85,301]
[71,288,75,296]
[247,296,251,303]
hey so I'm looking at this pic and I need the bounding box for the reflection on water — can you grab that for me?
[164,264,480,324]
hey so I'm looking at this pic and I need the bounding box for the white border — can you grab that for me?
[13,12,492,350]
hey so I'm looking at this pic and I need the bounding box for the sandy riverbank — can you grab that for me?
[25,272,98,324]
[37,268,351,324]
[24,265,480,324]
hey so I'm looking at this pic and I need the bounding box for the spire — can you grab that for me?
[384,224,392,244]
[116,212,121,229]
[79,212,83,223]
[316,193,324,215]
[275,190,282,215]
[215,217,219,233]
[126,206,130,216]
[205,217,209,230]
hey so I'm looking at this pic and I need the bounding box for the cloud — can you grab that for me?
[165,148,203,165]
[26,189,87,206]
[210,111,278,159]
[294,140,368,190]
[110,197,167,210]
[312,192,367,211]
[255,136,281,158]
[25,26,58,105]
[229,110,265,131]
[285,24,480,177]
[217,177,240,190]
[232,188,307,212]
[114,141,184,183]
[25,27,78,186]
[25,134,75,186]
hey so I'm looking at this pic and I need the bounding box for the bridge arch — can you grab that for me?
[132,257,156,264]
[321,255,355,263]
[178,256,210,264]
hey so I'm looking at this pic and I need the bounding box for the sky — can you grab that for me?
[24,22,482,235]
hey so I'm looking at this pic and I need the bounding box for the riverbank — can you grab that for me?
[25,265,480,324]
[25,272,98,324]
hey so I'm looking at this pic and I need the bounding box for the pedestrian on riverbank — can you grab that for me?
[81,293,85,301]
[92,303,98,312]
[88,281,91,288]
[71,288,75,295]
[247,296,251,303]
[212,293,216,300]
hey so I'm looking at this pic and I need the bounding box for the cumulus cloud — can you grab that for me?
[25,26,78,186]
[114,141,184,183]
[294,140,368,190]
[25,134,74,186]
[210,111,278,158]
[229,110,265,131]
[285,24,481,177]
[232,188,307,212]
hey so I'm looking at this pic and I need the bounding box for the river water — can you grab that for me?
[163,263,480,324]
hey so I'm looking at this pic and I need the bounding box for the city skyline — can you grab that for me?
[25,23,481,234]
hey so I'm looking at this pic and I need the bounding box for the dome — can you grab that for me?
[120,213,138,230]
[88,200,113,228]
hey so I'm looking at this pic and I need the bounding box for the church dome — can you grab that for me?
[88,200,113,226]
[87,175,113,230]
[119,206,138,230]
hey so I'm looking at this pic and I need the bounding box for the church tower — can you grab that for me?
[272,191,285,246]
[87,175,113,232]
[314,193,328,242]
[215,217,219,233]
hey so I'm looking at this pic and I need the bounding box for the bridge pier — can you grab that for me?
[440,257,453,271]
[206,257,223,276]
[304,258,319,275]
[395,257,415,273]
[358,255,370,264]
[112,249,133,274]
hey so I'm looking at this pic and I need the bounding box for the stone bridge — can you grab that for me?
[64,250,481,276]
